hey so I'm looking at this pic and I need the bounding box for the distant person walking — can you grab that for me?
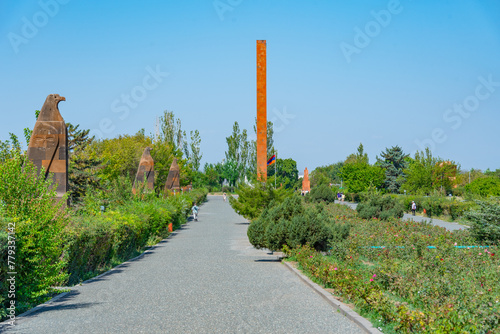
[411,201,416,216]
[223,192,227,202]
[192,203,199,221]
[337,192,341,202]
[341,193,345,202]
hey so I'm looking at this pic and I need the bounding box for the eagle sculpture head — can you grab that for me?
[37,94,66,122]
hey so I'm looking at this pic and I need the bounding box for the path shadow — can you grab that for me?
[81,241,168,285]
[254,258,283,262]
[85,223,192,284]
[1,291,99,331]
[235,222,249,225]
[25,291,96,317]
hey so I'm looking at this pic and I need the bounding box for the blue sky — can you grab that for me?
[1,0,499,173]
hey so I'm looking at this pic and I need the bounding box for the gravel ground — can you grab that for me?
[2,195,364,334]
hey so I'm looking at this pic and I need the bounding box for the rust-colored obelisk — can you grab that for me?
[256,40,267,181]
[302,167,311,193]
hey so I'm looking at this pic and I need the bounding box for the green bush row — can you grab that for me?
[64,189,207,285]
[0,156,208,320]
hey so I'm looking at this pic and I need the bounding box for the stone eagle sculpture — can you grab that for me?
[27,94,68,201]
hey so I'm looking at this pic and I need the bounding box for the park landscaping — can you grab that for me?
[0,154,207,319]
[287,203,499,333]
[234,185,500,333]
[0,111,208,321]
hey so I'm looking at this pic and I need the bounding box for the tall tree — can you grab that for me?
[203,162,223,190]
[310,162,344,187]
[433,160,459,194]
[345,143,369,164]
[249,120,275,181]
[154,111,197,189]
[401,148,436,195]
[268,158,299,189]
[67,123,95,152]
[0,133,22,162]
[189,130,203,172]
[225,122,254,185]
[223,159,240,187]
[225,122,244,176]
[65,123,102,207]
[485,168,500,179]
[377,145,409,193]
[89,131,153,182]
[339,162,384,194]
[266,121,275,159]
[158,110,185,152]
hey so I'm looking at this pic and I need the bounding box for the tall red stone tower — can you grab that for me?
[256,40,267,181]
[302,167,311,193]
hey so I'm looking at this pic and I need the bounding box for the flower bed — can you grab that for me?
[285,203,499,333]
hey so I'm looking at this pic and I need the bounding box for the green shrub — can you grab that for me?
[64,217,116,284]
[0,156,69,316]
[0,227,7,320]
[284,204,498,333]
[465,177,500,197]
[287,206,333,251]
[356,194,404,220]
[307,184,335,203]
[230,183,292,220]
[247,196,334,252]
[463,199,500,245]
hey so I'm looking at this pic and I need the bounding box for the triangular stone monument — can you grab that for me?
[132,147,154,194]
[164,158,180,193]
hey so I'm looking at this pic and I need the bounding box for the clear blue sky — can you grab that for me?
[1,0,499,173]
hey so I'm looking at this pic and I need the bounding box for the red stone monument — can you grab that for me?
[27,94,68,201]
[302,167,311,193]
[256,40,267,181]
[132,147,155,194]
[164,158,180,194]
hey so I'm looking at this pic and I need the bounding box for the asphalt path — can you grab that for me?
[2,195,364,334]
[334,200,468,231]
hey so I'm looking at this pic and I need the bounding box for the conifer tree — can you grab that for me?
[377,146,409,193]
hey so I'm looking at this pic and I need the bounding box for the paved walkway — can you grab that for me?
[334,200,468,231]
[3,196,363,334]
